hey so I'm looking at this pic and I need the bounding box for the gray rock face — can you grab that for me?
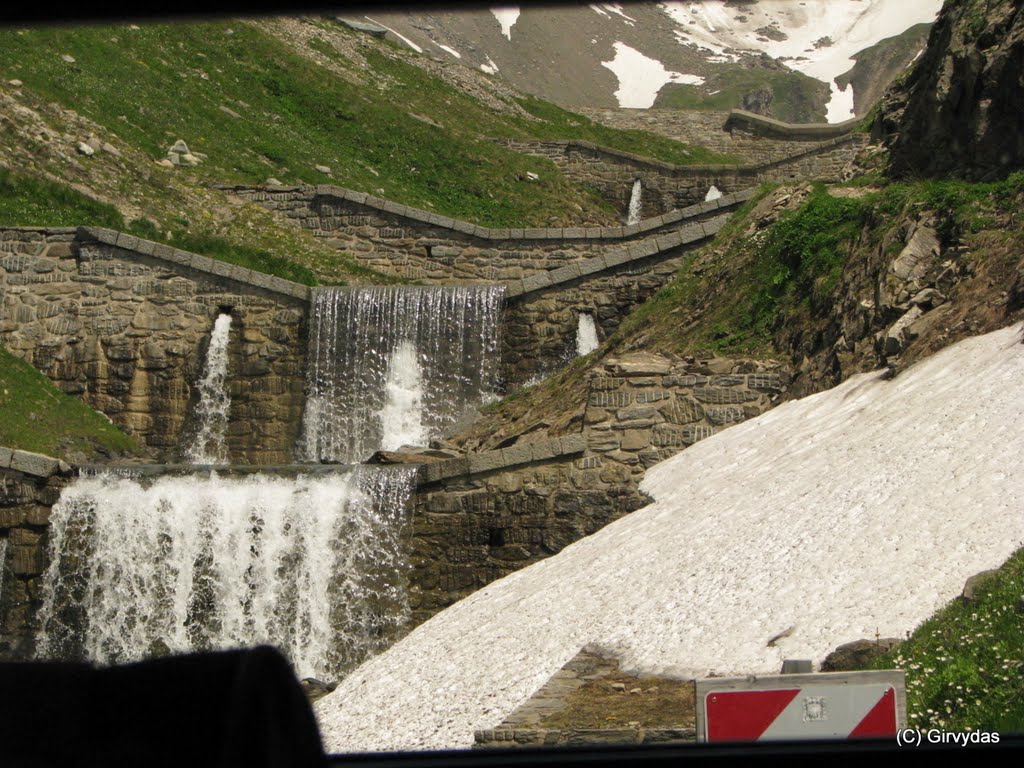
[820,638,902,672]
[877,0,1024,180]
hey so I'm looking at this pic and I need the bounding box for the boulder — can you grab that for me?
[820,638,902,672]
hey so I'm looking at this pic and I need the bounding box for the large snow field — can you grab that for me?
[317,323,1024,753]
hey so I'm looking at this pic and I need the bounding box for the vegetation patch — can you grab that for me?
[0,168,124,228]
[873,547,1024,733]
[0,344,141,461]
[654,67,828,124]
[538,673,695,730]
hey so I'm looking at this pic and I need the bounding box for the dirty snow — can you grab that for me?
[660,0,943,120]
[480,56,499,75]
[364,16,422,53]
[601,41,704,108]
[490,6,520,41]
[317,323,1024,753]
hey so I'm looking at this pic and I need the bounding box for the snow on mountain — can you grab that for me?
[317,323,1024,753]
[358,2,941,123]
[490,6,520,41]
[601,41,704,108]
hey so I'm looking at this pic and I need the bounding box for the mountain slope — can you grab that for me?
[360,1,942,121]
[316,322,1024,752]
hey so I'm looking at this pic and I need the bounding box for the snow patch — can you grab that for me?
[590,3,637,25]
[825,79,855,123]
[601,41,704,109]
[435,42,462,59]
[660,0,944,113]
[317,323,1024,753]
[490,6,520,41]
[480,56,499,75]
[364,16,422,53]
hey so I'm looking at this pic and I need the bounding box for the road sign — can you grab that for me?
[695,670,905,742]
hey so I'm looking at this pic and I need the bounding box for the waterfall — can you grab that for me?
[301,286,504,463]
[185,313,233,464]
[378,340,428,452]
[576,313,599,356]
[705,185,722,202]
[626,179,643,225]
[35,467,417,681]
[0,537,7,607]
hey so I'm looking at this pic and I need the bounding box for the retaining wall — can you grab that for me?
[0,227,309,464]
[495,132,866,219]
[0,448,69,660]
[222,184,748,284]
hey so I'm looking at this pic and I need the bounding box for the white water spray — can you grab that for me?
[0,537,7,607]
[36,468,416,681]
[378,341,428,452]
[626,179,643,225]
[301,286,504,463]
[705,185,723,202]
[185,313,233,464]
[576,314,599,357]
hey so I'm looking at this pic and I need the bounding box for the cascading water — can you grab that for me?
[626,179,643,225]
[576,313,599,356]
[378,340,428,452]
[36,467,416,681]
[301,285,504,463]
[185,313,233,464]
[705,185,723,202]
[0,537,7,606]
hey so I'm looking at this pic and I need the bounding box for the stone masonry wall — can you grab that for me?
[501,215,730,386]
[0,448,69,661]
[0,228,309,464]
[407,352,791,630]
[223,185,743,284]
[496,134,867,219]
[409,444,649,628]
[577,108,860,164]
[579,352,791,485]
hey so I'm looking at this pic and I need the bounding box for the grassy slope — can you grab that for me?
[0,344,140,461]
[0,20,732,230]
[874,548,1024,733]
[654,66,829,124]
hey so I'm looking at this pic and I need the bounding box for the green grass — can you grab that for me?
[873,548,1024,733]
[127,219,321,286]
[0,344,141,460]
[0,167,330,286]
[0,20,729,228]
[0,168,124,228]
[654,67,828,124]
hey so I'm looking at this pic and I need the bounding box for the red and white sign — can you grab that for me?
[696,672,904,742]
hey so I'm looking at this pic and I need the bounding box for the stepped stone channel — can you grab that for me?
[0,176,792,679]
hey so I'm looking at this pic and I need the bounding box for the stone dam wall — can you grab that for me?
[0,449,69,660]
[576,108,862,166]
[222,184,749,284]
[494,131,866,220]
[0,350,791,661]
[0,227,308,464]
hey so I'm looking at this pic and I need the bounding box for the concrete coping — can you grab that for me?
[0,447,70,478]
[213,183,756,242]
[74,227,311,303]
[418,434,586,485]
[489,130,863,174]
[724,109,860,138]
[72,435,587,487]
[505,212,732,300]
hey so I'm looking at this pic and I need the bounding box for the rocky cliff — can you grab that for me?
[877,0,1024,180]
